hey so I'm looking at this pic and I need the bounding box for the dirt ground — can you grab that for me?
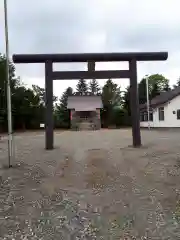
[0,129,180,239]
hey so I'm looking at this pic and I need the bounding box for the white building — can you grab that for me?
[140,87,180,128]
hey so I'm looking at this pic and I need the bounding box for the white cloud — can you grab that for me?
[0,0,180,97]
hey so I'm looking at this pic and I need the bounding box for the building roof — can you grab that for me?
[140,86,180,110]
[69,92,101,96]
[67,95,103,111]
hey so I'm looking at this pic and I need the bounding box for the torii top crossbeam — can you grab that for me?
[12,52,168,63]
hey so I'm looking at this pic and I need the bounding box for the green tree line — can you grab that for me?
[0,54,179,131]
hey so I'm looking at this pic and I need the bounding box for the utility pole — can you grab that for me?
[145,75,150,130]
[4,0,13,167]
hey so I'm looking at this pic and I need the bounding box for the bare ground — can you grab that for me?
[0,129,180,239]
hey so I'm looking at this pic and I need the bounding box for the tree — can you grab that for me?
[76,78,88,94]
[144,74,170,94]
[0,54,16,86]
[11,86,41,129]
[0,54,54,131]
[173,77,180,89]
[163,82,171,91]
[111,108,130,127]
[59,87,73,109]
[177,77,180,87]
[32,85,57,105]
[122,86,131,116]
[122,74,170,127]
[54,87,73,128]
[102,79,121,107]
[138,74,170,102]
[150,82,160,99]
[138,78,147,105]
[89,79,100,95]
[32,85,45,105]
[0,54,19,131]
[101,79,122,127]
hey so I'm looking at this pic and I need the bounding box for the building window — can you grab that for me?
[140,111,153,122]
[158,107,164,121]
[140,112,144,122]
[177,109,180,119]
[140,112,146,122]
[149,112,153,121]
[144,112,148,121]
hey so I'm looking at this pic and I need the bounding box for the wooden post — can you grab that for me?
[129,59,141,147]
[45,60,54,150]
[88,61,95,72]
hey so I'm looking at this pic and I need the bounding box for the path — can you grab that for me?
[0,129,180,239]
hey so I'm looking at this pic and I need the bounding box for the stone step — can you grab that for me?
[79,122,94,131]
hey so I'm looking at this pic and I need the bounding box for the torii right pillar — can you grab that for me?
[129,58,141,147]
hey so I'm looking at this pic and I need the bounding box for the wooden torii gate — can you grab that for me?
[12,52,168,150]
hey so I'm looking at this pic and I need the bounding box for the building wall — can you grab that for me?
[96,109,100,119]
[140,95,180,127]
[140,120,154,128]
[70,109,75,119]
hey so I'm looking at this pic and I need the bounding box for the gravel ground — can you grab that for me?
[0,129,180,239]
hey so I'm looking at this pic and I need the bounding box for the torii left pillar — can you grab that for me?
[45,60,54,150]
